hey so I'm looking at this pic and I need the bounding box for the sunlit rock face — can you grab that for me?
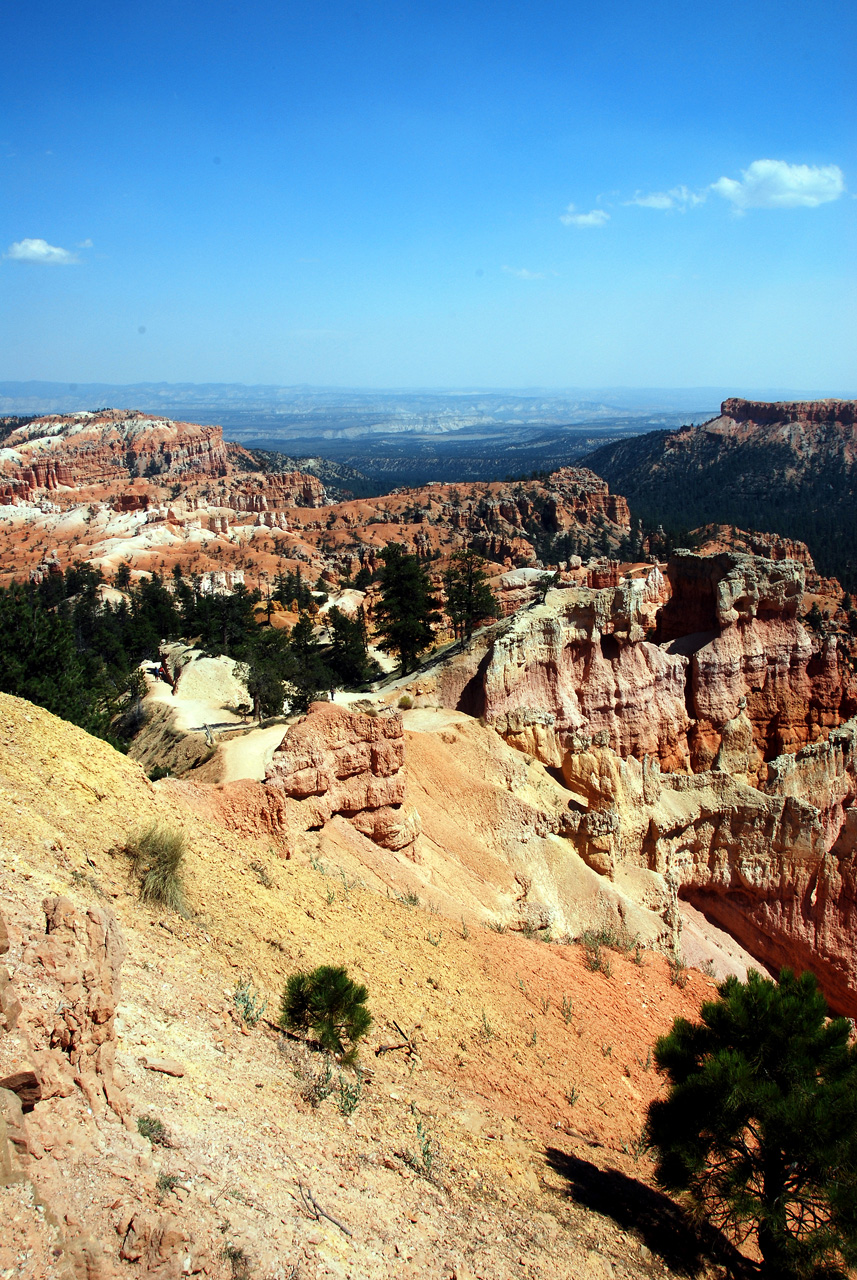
[264,701,420,856]
[0,410,231,489]
[559,721,857,1017]
[479,575,691,772]
[428,549,855,784]
[660,552,856,774]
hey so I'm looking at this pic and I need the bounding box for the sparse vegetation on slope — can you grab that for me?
[1,689,730,1280]
[124,820,188,913]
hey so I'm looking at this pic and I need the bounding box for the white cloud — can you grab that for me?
[5,237,79,264]
[77,237,93,249]
[710,159,845,209]
[502,265,546,279]
[560,204,609,228]
[627,184,705,211]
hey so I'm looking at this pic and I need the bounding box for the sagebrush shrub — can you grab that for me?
[137,1114,171,1146]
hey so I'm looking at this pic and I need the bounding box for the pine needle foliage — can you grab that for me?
[280,965,371,1064]
[646,968,857,1280]
[443,547,499,641]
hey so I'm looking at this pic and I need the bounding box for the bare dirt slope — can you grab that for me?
[1,692,737,1280]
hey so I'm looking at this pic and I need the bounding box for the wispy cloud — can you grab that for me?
[710,159,845,210]
[5,237,79,264]
[502,265,546,279]
[627,184,705,211]
[624,160,845,218]
[560,204,609,228]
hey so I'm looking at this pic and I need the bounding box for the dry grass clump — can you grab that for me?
[124,821,188,914]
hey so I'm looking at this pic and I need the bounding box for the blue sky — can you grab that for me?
[2,0,854,390]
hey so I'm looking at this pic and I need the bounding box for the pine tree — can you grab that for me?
[285,612,329,712]
[0,583,100,731]
[374,542,441,674]
[443,547,500,641]
[327,605,371,686]
[241,627,293,720]
[646,968,857,1279]
[280,964,371,1063]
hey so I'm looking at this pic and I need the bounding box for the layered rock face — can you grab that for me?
[418,542,857,1013]
[0,410,230,490]
[429,565,679,767]
[694,523,817,570]
[473,571,690,771]
[263,702,420,855]
[720,397,856,437]
[560,721,857,1016]
[225,467,326,510]
[433,550,855,782]
[661,552,856,772]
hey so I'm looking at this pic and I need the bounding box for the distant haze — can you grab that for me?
[5,381,853,490]
[1,381,849,426]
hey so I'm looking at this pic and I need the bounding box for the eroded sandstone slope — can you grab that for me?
[1,691,727,1280]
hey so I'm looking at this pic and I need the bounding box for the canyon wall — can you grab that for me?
[431,551,856,782]
[559,720,857,1016]
[0,411,230,490]
[415,547,857,1014]
[720,397,857,434]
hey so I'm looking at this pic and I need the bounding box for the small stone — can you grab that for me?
[139,1055,185,1077]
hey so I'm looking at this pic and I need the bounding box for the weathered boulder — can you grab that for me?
[264,702,421,856]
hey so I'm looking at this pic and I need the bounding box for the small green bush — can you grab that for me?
[125,822,187,914]
[397,694,414,710]
[280,964,371,1063]
[581,931,613,976]
[137,1114,171,1146]
[401,1106,438,1182]
[156,1172,181,1201]
[221,1243,251,1280]
[233,976,267,1027]
[337,1074,362,1116]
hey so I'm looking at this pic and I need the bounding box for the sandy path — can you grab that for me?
[217,723,288,782]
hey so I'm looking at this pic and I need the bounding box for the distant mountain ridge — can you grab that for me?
[584,398,857,591]
[0,381,727,487]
